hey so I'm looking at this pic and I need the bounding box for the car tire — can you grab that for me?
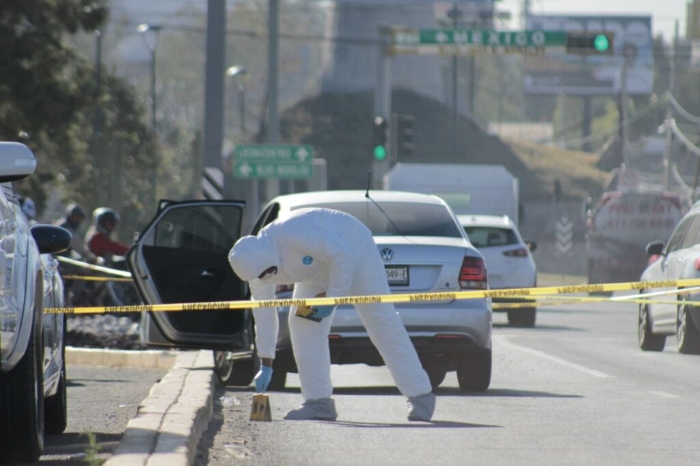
[638,302,665,352]
[45,318,68,435]
[677,304,700,355]
[0,311,45,463]
[508,307,536,328]
[214,351,260,387]
[267,365,287,391]
[457,350,491,393]
[422,362,446,390]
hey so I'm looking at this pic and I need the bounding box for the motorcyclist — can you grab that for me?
[85,207,130,264]
[55,203,97,263]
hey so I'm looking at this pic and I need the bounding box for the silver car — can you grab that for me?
[639,200,700,354]
[128,191,493,392]
[0,143,72,463]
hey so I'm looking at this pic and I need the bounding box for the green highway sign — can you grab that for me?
[233,144,314,179]
[390,29,568,55]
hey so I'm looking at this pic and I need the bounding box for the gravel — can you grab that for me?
[66,314,148,350]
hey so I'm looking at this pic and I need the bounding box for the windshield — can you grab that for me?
[293,201,463,237]
[462,226,519,248]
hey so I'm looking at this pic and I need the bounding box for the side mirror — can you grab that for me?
[31,225,72,255]
[0,142,37,183]
[525,240,537,252]
[581,196,592,220]
[645,240,665,256]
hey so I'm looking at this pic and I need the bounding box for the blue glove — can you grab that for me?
[254,365,273,393]
[310,305,336,321]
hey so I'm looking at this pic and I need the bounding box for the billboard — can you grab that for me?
[523,15,654,96]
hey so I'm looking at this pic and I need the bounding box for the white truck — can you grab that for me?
[584,189,688,286]
[382,163,520,223]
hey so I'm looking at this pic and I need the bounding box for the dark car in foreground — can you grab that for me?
[0,142,72,463]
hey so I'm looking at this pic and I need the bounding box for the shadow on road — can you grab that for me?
[329,419,501,429]
[436,387,582,398]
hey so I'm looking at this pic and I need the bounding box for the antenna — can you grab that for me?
[365,171,371,198]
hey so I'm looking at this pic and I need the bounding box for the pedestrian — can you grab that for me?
[228,207,435,422]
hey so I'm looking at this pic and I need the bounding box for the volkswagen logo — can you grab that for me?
[380,247,394,261]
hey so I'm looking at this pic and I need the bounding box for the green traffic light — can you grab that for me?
[594,34,610,52]
[373,145,387,160]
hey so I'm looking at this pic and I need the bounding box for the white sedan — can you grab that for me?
[458,214,538,327]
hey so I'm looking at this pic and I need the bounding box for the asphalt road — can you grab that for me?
[195,294,700,465]
[29,364,166,465]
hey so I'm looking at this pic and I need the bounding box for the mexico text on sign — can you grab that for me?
[390,29,567,56]
[233,144,314,179]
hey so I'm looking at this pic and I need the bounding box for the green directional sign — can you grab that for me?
[233,144,314,179]
[391,29,567,56]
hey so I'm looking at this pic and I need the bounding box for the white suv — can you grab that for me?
[458,215,538,327]
[0,142,72,463]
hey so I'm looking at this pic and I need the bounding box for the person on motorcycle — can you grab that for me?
[85,207,130,264]
[56,203,97,263]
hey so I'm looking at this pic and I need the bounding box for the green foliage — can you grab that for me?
[0,0,160,235]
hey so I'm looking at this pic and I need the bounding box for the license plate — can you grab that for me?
[385,265,409,286]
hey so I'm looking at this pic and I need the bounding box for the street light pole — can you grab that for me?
[138,23,162,132]
[138,23,162,205]
[226,66,247,136]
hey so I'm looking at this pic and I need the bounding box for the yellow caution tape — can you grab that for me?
[62,275,134,282]
[56,256,132,278]
[44,277,700,315]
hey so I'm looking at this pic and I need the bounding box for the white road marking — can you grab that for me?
[496,336,612,379]
[648,391,681,399]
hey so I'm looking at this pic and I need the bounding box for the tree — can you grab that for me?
[0,1,159,234]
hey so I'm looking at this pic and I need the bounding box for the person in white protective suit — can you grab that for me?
[228,207,436,421]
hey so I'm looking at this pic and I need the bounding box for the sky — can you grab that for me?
[499,0,689,40]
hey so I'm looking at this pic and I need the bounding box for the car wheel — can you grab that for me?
[213,350,235,384]
[677,304,700,355]
[638,303,665,352]
[508,307,536,328]
[45,317,68,435]
[0,311,45,463]
[421,361,446,390]
[457,350,491,393]
[214,351,260,387]
[267,364,287,391]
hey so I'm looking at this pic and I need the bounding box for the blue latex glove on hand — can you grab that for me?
[254,365,273,393]
[310,305,335,321]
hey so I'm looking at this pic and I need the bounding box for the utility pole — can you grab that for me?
[448,2,461,159]
[663,20,680,190]
[93,30,104,206]
[619,60,629,168]
[266,0,282,199]
[203,0,226,198]
[372,25,392,190]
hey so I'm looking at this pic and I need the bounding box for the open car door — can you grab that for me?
[127,200,251,351]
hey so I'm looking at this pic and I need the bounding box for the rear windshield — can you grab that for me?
[292,202,463,237]
[463,226,519,248]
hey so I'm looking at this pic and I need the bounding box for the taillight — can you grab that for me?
[459,256,487,289]
[694,258,700,271]
[503,247,529,257]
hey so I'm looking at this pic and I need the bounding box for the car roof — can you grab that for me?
[271,190,451,209]
[456,214,515,227]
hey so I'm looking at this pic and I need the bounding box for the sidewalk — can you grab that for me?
[68,347,216,466]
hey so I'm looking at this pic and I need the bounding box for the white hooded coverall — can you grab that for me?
[228,208,432,401]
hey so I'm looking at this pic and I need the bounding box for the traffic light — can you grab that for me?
[396,114,415,158]
[372,116,388,161]
[565,31,614,56]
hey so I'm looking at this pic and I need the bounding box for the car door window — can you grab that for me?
[665,216,693,254]
[681,214,700,249]
[250,203,280,236]
[152,205,241,253]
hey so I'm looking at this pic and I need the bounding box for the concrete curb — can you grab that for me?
[66,347,180,369]
[89,349,216,466]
